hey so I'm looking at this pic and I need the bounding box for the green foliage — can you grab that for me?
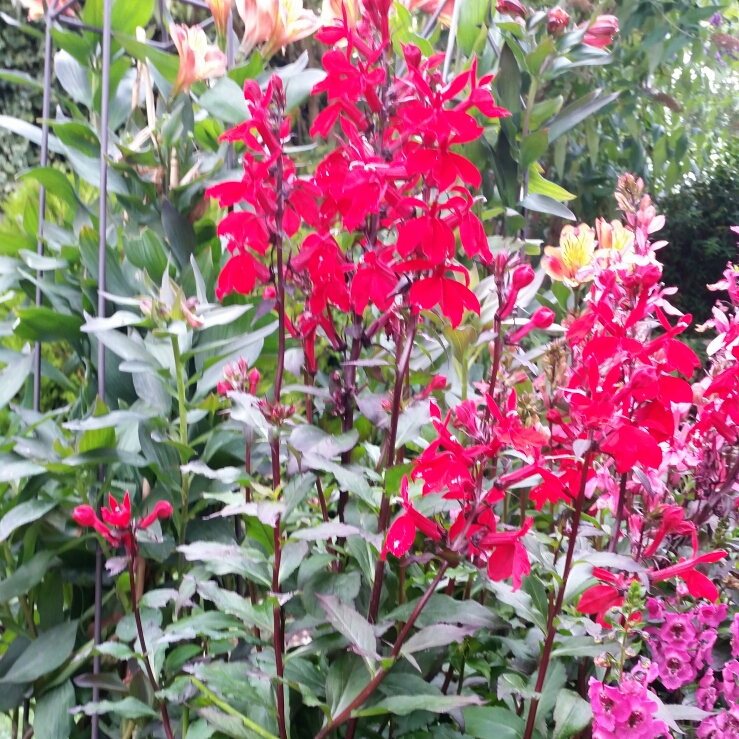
[660,146,739,323]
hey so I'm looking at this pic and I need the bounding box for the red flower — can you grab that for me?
[649,551,727,602]
[496,0,526,17]
[73,493,173,554]
[600,423,662,474]
[351,250,398,313]
[479,517,533,590]
[547,7,569,33]
[381,476,445,560]
[216,251,271,300]
[577,568,633,626]
[407,264,480,328]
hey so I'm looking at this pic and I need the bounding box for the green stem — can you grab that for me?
[171,334,191,558]
[190,678,281,739]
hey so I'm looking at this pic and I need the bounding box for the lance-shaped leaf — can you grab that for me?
[316,594,378,659]
[401,623,476,656]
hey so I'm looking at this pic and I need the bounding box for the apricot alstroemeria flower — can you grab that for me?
[542,223,597,287]
[596,218,634,254]
[171,24,228,97]
[20,0,75,21]
[405,0,454,25]
[321,0,360,28]
[237,0,320,57]
[205,0,235,42]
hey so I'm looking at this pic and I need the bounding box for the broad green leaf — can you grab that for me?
[362,694,484,717]
[34,680,76,739]
[463,706,526,739]
[18,167,77,212]
[0,550,60,604]
[0,620,78,683]
[552,689,592,739]
[316,594,378,658]
[74,697,158,719]
[401,624,475,656]
[326,653,370,720]
[54,50,92,107]
[551,636,619,658]
[112,32,179,83]
[520,130,549,171]
[458,0,488,55]
[0,115,64,154]
[0,635,31,710]
[527,167,575,202]
[111,0,154,35]
[520,193,575,220]
[496,43,522,116]
[0,69,43,91]
[178,542,271,586]
[0,453,46,483]
[123,231,168,283]
[14,307,83,343]
[285,69,326,112]
[528,95,563,131]
[547,90,620,142]
[387,594,501,630]
[162,197,197,269]
[0,352,33,412]
[0,498,57,543]
[199,77,248,123]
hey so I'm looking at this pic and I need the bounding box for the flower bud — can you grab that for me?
[531,306,556,329]
[582,14,619,49]
[248,368,261,395]
[511,263,535,290]
[263,285,277,300]
[496,0,526,17]
[547,6,569,33]
[217,381,231,396]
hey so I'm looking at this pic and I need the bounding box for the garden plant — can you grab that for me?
[0,1,736,739]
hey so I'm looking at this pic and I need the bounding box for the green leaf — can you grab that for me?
[463,706,526,739]
[326,653,370,720]
[285,69,327,112]
[13,308,83,343]
[527,167,575,202]
[54,51,92,107]
[387,594,501,630]
[0,352,33,412]
[178,542,271,586]
[19,167,77,213]
[34,680,76,739]
[520,130,549,171]
[199,77,248,123]
[229,53,263,87]
[0,620,78,683]
[401,624,475,656]
[458,0,488,55]
[0,498,57,544]
[551,636,618,659]
[520,193,575,220]
[0,115,64,154]
[162,197,197,269]
[111,0,154,35]
[74,697,158,720]
[552,689,592,739]
[0,550,60,604]
[316,594,378,658]
[362,694,484,717]
[78,397,117,453]
[496,43,522,116]
[547,90,620,143]
[112,32,179,83]
[0,69,43,91]
[528,96,563,131]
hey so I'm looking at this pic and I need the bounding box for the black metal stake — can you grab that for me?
[33,11,54,412]
[92,1,112,737]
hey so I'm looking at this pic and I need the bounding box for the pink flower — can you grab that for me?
[547,6,569,34]
[659,612,697,650]
[589,677,668,739]
[582,14,619,49]
[698,708,739,739]
[645,597,664,621]
[496,0,526,17]
[732,613,739,657]
[656,647,696,690]
[697,669,719,711]
[723,660,739,704]
[171,24,227,96]
[698,603,728,628]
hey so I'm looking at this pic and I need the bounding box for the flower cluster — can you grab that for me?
[73,492,173,555]
[588,673,669,739]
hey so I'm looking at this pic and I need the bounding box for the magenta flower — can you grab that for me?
[697,669,719,711]
[723,660,739,704]
[698,603,728,628]
[659,612,697,650]
[732,613,739,657]
[589,677,668,739]
[657,647,696,690]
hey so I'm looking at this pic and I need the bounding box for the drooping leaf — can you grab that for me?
[0,550,61,604]
[316,594,378,659]
[401,623,476,656]
[73,697,158,719]
[0,498,57,543]
[552,689,592,739]
[0,620,78,683]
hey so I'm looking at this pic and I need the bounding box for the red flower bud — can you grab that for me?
[217,380,231,396]
[496,0,526,17]
[248,368,261,395]
[138,501,174,530]
[547,6,569,33]
[531,306,556,329]
[582,14,618,49]
[263,285,277,300]
[511,263,535,290]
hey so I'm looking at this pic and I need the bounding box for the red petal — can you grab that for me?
[381,516,416,560]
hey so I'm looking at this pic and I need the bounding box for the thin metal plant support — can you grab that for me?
[92,1,112,738]
[33,7,54,413]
